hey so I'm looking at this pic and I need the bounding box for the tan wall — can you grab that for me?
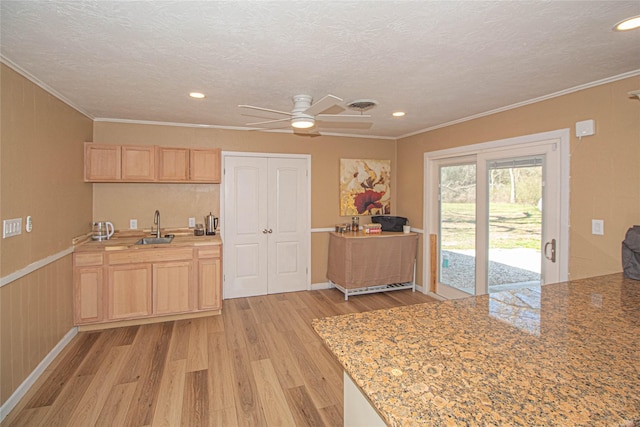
[1,65,94,274]
[0,64,93,406]
[93,122,398,284]
[398,76,640,281]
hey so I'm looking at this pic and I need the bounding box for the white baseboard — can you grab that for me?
[0,327,78,422]
[311,281,333,290]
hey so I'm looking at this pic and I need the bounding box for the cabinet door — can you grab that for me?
[190,148,221,183]
[154,261,194,315]
[156,147,189,181]
[74,267,104,324]
[108,264,152,320]
[85,143,121,181]
[122,145,155,181]
[198,257,221,310]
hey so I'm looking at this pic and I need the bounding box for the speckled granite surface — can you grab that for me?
[313,274,640,426]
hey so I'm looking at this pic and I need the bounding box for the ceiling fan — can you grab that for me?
[239,94,372,133]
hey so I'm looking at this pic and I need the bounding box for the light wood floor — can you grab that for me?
[3,288,436,427]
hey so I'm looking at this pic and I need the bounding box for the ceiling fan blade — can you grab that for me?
[238,105,292,116]
[245,117,292,126]
[294,128,321,137]
[316,114,371,123]
[304,94,342,116]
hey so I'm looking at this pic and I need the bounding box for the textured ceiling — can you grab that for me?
[2,1,639,139]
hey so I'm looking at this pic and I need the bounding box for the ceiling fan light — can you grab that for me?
[613,15,640,31]
[291,117,315,129]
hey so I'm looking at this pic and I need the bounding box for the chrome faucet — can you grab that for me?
[153,210,161,238]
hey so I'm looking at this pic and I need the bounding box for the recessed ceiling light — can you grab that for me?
[392,111,405,117]
[189,92,205,99]
[613,15,640,31]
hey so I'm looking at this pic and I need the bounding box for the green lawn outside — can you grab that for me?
[441,202,542,250]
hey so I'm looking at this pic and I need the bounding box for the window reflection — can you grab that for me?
[489,287,541,336]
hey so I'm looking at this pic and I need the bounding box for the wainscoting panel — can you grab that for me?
[1,255,74,409]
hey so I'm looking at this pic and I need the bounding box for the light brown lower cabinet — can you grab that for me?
[74,266,104,323]
[197,246,222,310]
[73,244,222,326]
[154,261,194,315]
[74,252,105,324]
[108,264,153,320]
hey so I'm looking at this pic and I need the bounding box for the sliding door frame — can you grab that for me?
[423,129,570,299]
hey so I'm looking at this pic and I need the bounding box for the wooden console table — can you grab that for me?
[327,231,418,300]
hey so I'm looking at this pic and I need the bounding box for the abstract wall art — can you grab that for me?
[339,158,391,216]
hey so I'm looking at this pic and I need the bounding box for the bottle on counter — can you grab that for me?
[351,216,359,232]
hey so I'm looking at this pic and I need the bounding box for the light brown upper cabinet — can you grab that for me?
[121,145,155,181]
[84,143,121,181]
[85,143,220,183]
[85,143,154,182]
[157,147,221,183]
[156,147,190,182]
[190,148,221,182]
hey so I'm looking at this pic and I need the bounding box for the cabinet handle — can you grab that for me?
[262,229,268,234]
[268,229,273,233]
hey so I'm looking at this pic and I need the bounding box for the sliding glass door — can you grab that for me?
[429,138,564,298]
[439,160,476,295]
[487,157,543,292]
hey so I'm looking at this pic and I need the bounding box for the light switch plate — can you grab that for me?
[3,218,22,238]
[592,219,604,235]
[130,219,138,229]
[188,217,196,228]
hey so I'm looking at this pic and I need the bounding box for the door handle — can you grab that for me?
[544,238,556,263]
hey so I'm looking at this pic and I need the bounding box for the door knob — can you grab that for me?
[544,238,556,263]
[262,229,268,234]
[268,229,273,233]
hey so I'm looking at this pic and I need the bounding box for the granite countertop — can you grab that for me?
[74,229,222,252]
[313,274,640,426]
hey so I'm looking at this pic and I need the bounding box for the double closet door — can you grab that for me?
[223,155,309,298]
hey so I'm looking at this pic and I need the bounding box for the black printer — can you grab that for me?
[371,216,408,232]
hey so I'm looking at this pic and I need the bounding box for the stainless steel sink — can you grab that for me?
[135,236,174,245]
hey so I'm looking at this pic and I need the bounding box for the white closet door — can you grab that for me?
[224,157,269,298]
[267,157,309,294]
[224,155,309,298]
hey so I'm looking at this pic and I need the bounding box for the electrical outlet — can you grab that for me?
[3,218,23,238]
[130,219,138,230]
[188,217,196,228]
[592,219,604,235]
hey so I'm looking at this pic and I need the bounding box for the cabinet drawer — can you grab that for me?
[197,246,221,258]
[108,248,194,265]
[75,253,104,267]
